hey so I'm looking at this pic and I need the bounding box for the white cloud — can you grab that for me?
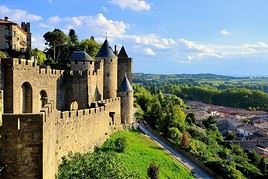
[39,22,49,28]
[220,29,232,36]
[144,48,156,56]
[48,16,61,24]
[177,38,221,58]
[124,34,176,49]
[0,5,42,23]
[109,0,151,11]
[45,13,127,39]
[32,35,46,50]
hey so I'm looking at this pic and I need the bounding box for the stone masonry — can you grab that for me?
[0,39,134,179]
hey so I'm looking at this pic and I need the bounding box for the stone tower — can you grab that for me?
[118,74,134,124]
[117,46,132,91]
[21,22,31,51]
[96,39,117,99]
[70,51,95,71]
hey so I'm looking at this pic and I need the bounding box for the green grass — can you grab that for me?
[101,130,194,179]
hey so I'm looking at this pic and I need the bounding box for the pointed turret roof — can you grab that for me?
[71,51,94,61]
[96,39,115,58]
[119,74,133,92]
[118,46,128,58]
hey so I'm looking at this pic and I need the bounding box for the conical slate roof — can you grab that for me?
[71,51,94,61]
[119,74,133,92]
[118,46,128,58]
[96,39,115,58]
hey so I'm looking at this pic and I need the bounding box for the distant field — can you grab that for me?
[101,131,194,179]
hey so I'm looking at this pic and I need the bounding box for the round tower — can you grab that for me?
[96,39,117,99]
[70,51,95,71]
[118,74,134,125]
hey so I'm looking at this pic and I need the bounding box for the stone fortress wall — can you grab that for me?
[0,40,134,179]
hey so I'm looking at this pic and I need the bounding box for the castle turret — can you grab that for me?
[117,46,132,91]
[70,51,95,71]
[96,39,117,99]
[118,74,134,124]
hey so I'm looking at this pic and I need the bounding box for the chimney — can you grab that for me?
[4,16,8,21]
[114,45,118,56]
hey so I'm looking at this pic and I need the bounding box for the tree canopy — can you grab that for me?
[43,29,101,68]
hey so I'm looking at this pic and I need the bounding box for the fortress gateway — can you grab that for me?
[0,39,134,178]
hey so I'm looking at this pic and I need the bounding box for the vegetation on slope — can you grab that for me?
[134,84,268,178]
[58,131,194,179]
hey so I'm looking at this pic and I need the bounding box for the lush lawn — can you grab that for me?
[101,130,194,179]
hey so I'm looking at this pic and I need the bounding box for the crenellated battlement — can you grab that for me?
[56,97,120,123]
[38,68,64,76]
[12,58,37,67]
[40,97,120,126]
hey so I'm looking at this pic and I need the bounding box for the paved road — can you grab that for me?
[138,124,214,179]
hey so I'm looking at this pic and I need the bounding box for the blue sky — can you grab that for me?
[1,0,268,76]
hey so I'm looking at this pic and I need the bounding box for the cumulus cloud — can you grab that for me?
[124,34,175,49]
[45,13,127,39]
[109,0,151,11]
[48,16,62,24]
[32,35,46,50]
[220,29,232,36]
[0,5,42,22]
[177,38,221,58]
[123,32,268,62]
[144,48,156,56]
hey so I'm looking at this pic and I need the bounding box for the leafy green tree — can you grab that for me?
[168,127,182,145]
[79,36,101,57]
[226,131,236,140]
[58,152,139,179]
[68,29,79,45]
[31,48,46,65]
[247,150,261,166]
[186,113,195,126]
[43,29,69,63]
[203,116,217,130]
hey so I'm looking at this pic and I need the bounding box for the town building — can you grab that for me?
[0,17,31,57]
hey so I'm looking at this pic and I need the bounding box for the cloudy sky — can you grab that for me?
[1,0,268,76]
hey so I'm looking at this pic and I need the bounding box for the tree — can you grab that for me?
[79,37,101,57]
[147,162,160,179]
[43,29,69,63]
[203,116,217,130]
[168,127,182,145]
[181,132,190,149]
[68,29,79,45]
[186,113,195,126]
[30,48,46,65]
[226,131,236,140]
[0,50,6,58]
[58,152,139,179]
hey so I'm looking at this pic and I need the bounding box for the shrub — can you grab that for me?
[168,127,182,145]
[147,162,160,179]
[58,151,139,179]
[181,132,190,149]
[115,137,128,153]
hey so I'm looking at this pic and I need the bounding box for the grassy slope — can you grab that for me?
[101,131,194,179]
